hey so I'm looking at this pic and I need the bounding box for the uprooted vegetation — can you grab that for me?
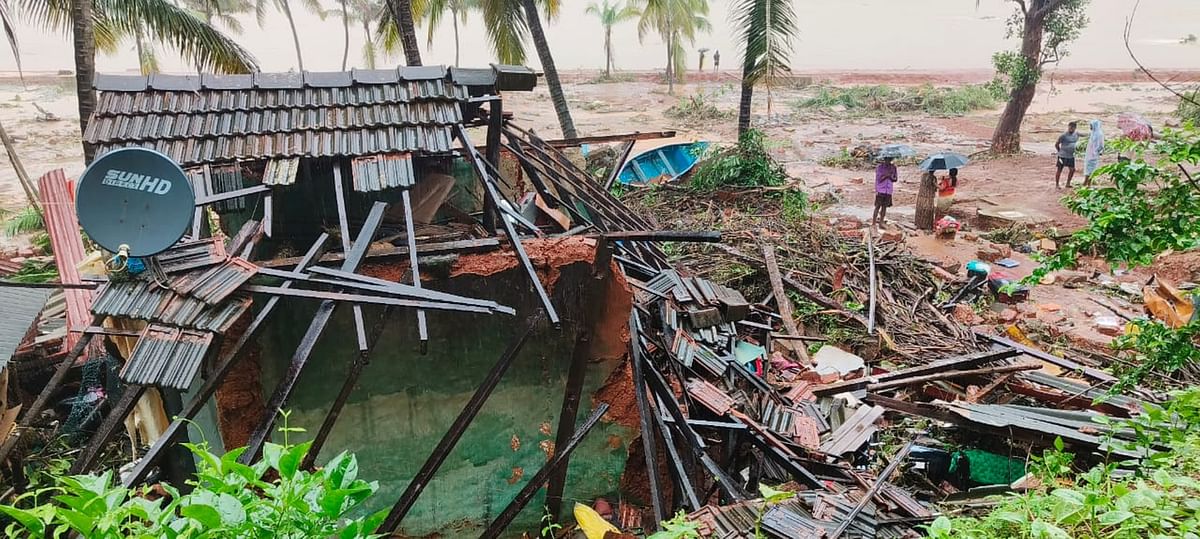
[664,88,734,124]
[688,129,788,191]
[794,83,1003,116]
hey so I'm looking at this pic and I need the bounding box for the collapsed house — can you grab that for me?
[0,64,1161,538]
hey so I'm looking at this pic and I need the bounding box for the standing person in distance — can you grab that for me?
[873,156,897,230]
[1055,121,1079,189]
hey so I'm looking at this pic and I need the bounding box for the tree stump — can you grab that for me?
[915,172,937,230]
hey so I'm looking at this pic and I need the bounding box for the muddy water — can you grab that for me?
[1,0,1197,74]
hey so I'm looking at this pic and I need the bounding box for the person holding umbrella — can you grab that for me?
[916,153,969,229]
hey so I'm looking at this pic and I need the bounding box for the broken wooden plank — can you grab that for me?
[604,140,636,190]
[257,238,502,269]
[866,362,1039,392]
[814,348,1022,397]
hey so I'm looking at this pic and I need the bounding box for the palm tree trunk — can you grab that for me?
[604,27,611,77]
[665,32,674,94]
[341,0,350,70]
[452,15,460,67]
[737,73,753,137]
[915,172,937,230]
[71,0,96,162]
[280,0,305,71]
[520,0,577,138]
[388,0,423,66]
[135,26,147,75]
[363,23,376,68]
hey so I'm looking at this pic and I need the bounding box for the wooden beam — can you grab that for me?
[829,440,916,539]
[257,238,502,269]
[604,140,636,190]
[239,203,387,465]
[760,240,807,363]
[813,348,1022,397]
[194,184,271,206]
[479,404,610,539]
[333,166,369,352]
[376,318,539,534]
[400,189,429,347]
[601,231,721,243]
[628,312,666,527]
[542,130,677,148]
[975,332,1117,383]
[455,125,560,327]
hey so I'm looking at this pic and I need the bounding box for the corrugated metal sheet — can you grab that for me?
[155,238,227,274]
[92,279,250,331]
[0,287,52,368]
[170,258,257,304]
[121,325,213,390]
[351,153,414,191]
[209,165,248,212]
[686,378,735,416]
[94,125,455,165]
[39,169,97,349]
[262,157,301,186]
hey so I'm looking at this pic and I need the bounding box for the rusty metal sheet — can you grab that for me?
[121,325,213,390]
[879,482,932,518]
[819,405,885,456]
[171,257,257,304]
[38,169,97,350]
[155,238,227,273]
[685,378,735,416]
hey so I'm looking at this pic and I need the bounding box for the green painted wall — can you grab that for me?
[252,264,631,537]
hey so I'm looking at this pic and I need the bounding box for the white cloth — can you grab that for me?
[1085,119,1105,176]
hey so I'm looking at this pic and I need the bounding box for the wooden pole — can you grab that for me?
[829,439,916,539]
[0,119,42,214]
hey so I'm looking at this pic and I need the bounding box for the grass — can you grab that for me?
[794,83,1002,116]
[1179,89,1200,123]
[584,72,637,84]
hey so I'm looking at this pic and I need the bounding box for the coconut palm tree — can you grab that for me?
[585,0,638,78]
[385,0,422,65]
[638,0,710,94]
[731,0,796,135]
[256,0,326,71]
[331,0,396,69]
[412,0,478,67]
[1,0,20,77]
[10,0,258,160]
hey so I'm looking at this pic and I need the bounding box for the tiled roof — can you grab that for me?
[87,67,470,166]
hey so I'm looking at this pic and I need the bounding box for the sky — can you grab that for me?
[0,0,1197,75]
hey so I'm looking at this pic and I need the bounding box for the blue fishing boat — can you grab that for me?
[616,141,709,185]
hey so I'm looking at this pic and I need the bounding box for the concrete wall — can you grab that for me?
[251,263,633,536]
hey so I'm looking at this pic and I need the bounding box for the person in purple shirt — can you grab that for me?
[873,156,897,228]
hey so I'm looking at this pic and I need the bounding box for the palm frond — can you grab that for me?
[298,0,327,19]
[361,35,376,67]
[215,12,244,33]
[98,0,259,73]
[4,206,44,237]
[375,7,402,56]
[540,0,558,21]
[480,0,527,64]
[0,0,22,79]
[731,0,796,85]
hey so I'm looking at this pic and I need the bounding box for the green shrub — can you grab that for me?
[690,130,787,190]
[0,421,385,538]
[794,84,1000,116]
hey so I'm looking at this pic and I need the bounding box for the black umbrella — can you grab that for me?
[919,153,969,171]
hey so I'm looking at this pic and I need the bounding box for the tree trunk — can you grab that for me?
[389,0,423,66]
[665,32,674,95]
[71,0,96,162]
[915,172,937,230]
[990,11,1046,154]
[520,0,577,138]
[364,23,376,69]
[604,27,611,77]
[135,27,147,75]
[737,71,753,137]
[452,14,460,67]
[341,0,350,70]
[281,1,305,71]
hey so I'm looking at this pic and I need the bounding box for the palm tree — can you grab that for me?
[333,0,395,69]
[731,0,796,135]
[638,0,710,94]
[10,0,258,160]
[585,0,638,78]
[256,0,325,71]
[412,0,478,67]
[1,0,21,77]
[385,0,423,65]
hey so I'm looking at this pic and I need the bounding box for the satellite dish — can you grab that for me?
[76,148,195,258]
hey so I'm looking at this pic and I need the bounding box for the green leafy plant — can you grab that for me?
[775,189,809,224]
[539,505,562,537]
[690,129,787,191]
[754,484,796,538]
[665,87,733,124]
[0,416,385,538]
[4,206,44,237]
[793,84,999,116]
[648,510,702,539]
[1110,318,1200,392]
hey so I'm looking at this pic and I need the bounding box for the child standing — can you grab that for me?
[873,156,897,228]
